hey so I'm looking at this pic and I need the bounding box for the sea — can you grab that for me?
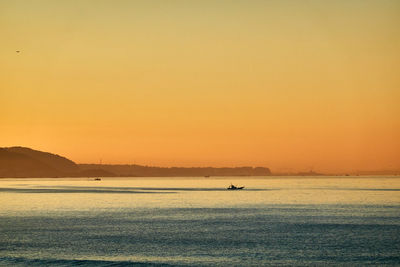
[0,176,399,266]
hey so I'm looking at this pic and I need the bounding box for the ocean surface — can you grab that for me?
[0,176,399,266]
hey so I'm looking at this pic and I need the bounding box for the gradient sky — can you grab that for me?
[1,0,399,173]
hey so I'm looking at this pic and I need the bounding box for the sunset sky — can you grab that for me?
[1,0,399,173]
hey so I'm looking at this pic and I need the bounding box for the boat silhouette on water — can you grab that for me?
[227,184,244,190]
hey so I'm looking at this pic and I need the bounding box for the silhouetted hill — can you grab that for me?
[0,147,114,178]
[0,146,271,177]
[0,148,66,177]
[6,147,79,173]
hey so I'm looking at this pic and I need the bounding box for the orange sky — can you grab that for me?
[1,1,399,173]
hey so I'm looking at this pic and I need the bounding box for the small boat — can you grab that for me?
[227,184,244,190]
[94,178,101,181]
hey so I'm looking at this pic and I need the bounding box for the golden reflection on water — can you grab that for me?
[0,177,399,215]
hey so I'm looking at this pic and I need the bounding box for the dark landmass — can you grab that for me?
[78,164,271,177]
[1,146,398,178]
[0,147,271,178]
[0,147,78,177]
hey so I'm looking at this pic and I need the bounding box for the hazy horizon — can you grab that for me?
[1,1,399,173]
[2,145,400,175]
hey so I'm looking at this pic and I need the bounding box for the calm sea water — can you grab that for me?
[0,177,399,266]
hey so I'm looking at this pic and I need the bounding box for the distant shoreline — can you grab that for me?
[1,175,399,180]
[1,147,399,178]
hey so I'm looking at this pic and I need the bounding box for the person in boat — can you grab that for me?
[227,184,244,190]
